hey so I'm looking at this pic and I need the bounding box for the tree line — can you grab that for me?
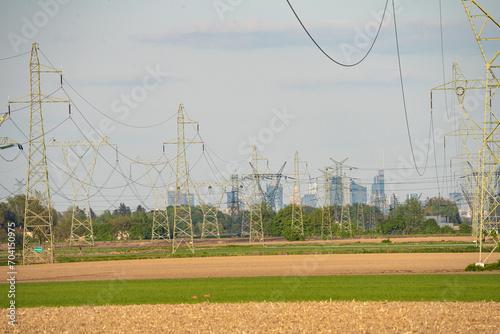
[0,195,472,243]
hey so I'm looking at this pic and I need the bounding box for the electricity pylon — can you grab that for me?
[240,192,250,237]
[48,138,115,245]
[355,179,365,231]
[290,151,306,238]
[319,165,334,239]
[9,43,69,264]
[461,0,500,263]
[248,145,266,244]
[193,182,227,239]
[432,1,500,263]
[370,190,377,231]
[432,62,490,238]
[164,103,202,254]
[340,173,353,237]
[330,158,350,226]
[0,137,22,150]
[228,173,241,217]
[130,156,171,242]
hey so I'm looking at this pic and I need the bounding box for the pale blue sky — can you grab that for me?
[1,0,499,212]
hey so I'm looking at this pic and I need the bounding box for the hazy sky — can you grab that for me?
[1,0,499,212]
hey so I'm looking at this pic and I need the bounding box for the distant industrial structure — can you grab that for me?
[371,170,387,213]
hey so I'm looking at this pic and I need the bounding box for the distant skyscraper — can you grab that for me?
[267,183,283,211]
[167,187,194,206]
[351,180,367,204]
[371,170,386,210]
[330,176,342,206]
[167,187,176,206]
[301,194,317,207]
[406,193,419,201]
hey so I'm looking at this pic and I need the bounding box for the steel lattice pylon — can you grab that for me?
[290,151,305,237]
[340,173,353,237]
[131,156,171,242]
[48,138,115,246]
[164,104,202,254]
[319,165,334,240]
[193,182,227,239]
[432,62,486,238]
[9,43,69,264]
[433,1,500,264]
[461,0,500,263]
[355,178,365,231]
[248,145,265,244]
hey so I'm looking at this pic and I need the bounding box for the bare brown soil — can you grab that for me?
[2,301,499,333]
[71,234,480,249]
[0,234,474,251]
[10,252,500,283]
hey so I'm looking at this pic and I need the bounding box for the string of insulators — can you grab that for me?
[8,104,10,117]
[60,74,63,87]
[69,104,71,116]
[197,124,199,132]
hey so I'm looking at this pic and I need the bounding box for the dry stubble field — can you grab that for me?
[3,251,500,333]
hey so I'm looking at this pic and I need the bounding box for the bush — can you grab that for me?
[465,260,500,271]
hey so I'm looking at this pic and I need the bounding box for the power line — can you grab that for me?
[0,51,30,61]
[286,0,389,67]
[391,0,431,177]
[37,47,177,130]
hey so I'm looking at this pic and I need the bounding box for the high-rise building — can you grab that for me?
[267,183,283,211]
[167,187,195,206]
[330,176,342,206]
[371,170,386,211]
[406,193,419,201]
[301,182,318,208]
[351,180,367,204]
[301,194,317,207]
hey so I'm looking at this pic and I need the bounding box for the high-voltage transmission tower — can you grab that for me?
[48,138,116,246]
[164,103,202,254]
[290,151,306,237]
[354,178,365,231]
[248,161,287,211]
[319,164,334,239]
[433,1,500,264]
[9,43,69,264]
[228,173,242,218]
[330,158,350,225]
[247,145,267,244]
[130,156,171,242]
[340,173,353,237]
[193,182,227,239]
[432,63,488,238]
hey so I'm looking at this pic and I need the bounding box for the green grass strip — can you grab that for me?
[2,274,499,308]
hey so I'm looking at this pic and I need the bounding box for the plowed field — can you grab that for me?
[11,252,500,283]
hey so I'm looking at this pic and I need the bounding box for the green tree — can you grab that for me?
[459,223,472,235]
[422,218,440,234]
[424,197,461,224]
[113,203,131,216]
[395,198,425,234]
[93,222,114,241]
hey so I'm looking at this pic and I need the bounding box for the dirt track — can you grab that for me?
[11,252,500,283]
